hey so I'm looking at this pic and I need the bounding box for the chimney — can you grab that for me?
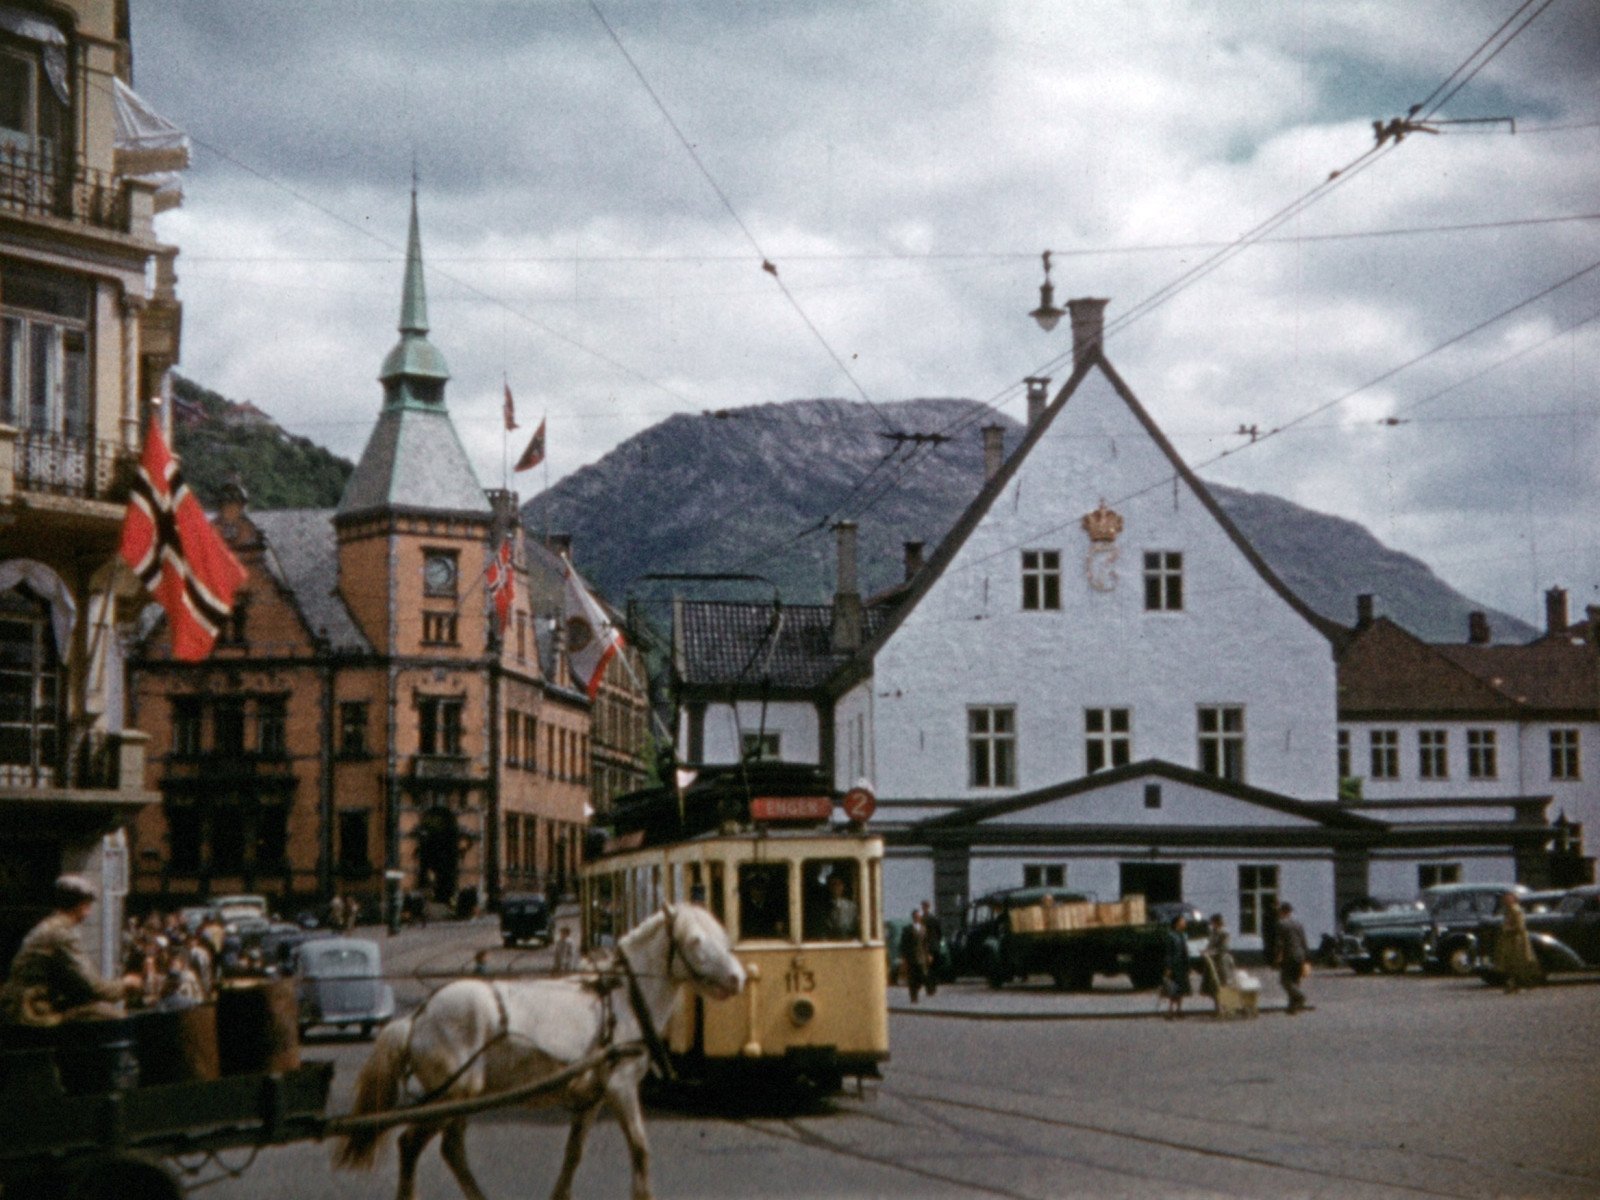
[982,424,1005,480]
[1546,587,1569,636]
[1068,297,1109,370]
[903,540,925,583]
[1025,377,1051,426]
[1355,594,1373,630]
[831,521,863,654]
[1467,611,1491,645]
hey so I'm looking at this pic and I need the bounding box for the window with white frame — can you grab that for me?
[741,731,781,762]
[1197,706,1244,781]
[1419,863,1462,888]
[1337,729,1351,778]
[1418,729,1448,779]
[1143,551,1183,611]
[1467,729,1498,779]
[1023,864,1065,888]
[1550,729,1580,780]
[1085,708,1130,773]
[1238,864,1278,936]
[968,706,1016,788]
[1020,550,1061,611]
[1369,729,1399,779]
[1,265,91,440]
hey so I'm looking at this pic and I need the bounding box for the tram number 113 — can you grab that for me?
[784,963,816,994]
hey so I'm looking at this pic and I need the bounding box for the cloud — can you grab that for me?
[131,0,1600,624]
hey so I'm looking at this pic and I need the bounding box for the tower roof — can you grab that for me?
[338,191,487,521]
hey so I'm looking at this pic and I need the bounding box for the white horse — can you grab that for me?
[336,904,745,1200]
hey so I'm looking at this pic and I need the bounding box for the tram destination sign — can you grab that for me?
[750,795,834,823]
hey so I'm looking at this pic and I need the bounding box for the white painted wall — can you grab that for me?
[883,849,934,923]
[1368,852,1519,898]
[865,368,1336,804]
[686,699,821,765]
[1342,718,1598,831]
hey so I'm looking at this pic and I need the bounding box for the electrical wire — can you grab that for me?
[586,0,898,436]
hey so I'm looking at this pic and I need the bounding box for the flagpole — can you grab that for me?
[540,411,549,552]
[501,373,510,490]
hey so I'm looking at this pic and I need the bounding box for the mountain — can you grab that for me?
[170,374,352,509]
[523,398,1536,644]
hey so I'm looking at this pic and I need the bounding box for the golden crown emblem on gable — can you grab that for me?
[1081,502,1124,544]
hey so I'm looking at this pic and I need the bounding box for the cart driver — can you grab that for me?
[1,875,139,1026]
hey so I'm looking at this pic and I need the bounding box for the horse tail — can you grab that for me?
[333,1015,412,1170]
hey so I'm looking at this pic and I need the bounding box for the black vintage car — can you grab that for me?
[1474,885,1600,982]
[499,894,553,947]
[1341,883,1525,975]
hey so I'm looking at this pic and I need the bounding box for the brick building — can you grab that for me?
[1,0,181,971]
[128,195,589,917]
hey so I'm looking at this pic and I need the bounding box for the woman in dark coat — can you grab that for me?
[1162,914,1193,1019]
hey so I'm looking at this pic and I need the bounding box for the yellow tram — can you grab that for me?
[579,782,888,1095]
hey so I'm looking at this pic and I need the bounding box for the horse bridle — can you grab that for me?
[612,904,729,1081]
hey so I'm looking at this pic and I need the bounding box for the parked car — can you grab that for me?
[1343,883,1527,975]
[500,894,553,947]
[260,926,335,972]
[1475,885,1600,983]
[292,936,395,1039]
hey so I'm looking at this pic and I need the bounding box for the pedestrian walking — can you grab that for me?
[899,910,931,1003]
[1494,892,1540,992]
[1161,913,1193,1019]
[1274,902,1311,1014]
[919,900,942,996]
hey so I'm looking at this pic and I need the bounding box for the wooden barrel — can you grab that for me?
[133,1004,221,1085]
[216,979,300,1075]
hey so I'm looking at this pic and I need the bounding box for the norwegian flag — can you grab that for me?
[562,562,623,699]
[119,418,247,662]
[503,382,518,431]
[486,536,516,634]
[513,417,545,472]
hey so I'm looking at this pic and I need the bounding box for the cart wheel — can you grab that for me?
[64,1153,183,1200]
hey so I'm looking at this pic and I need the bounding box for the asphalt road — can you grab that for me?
[188,920,1600,1200]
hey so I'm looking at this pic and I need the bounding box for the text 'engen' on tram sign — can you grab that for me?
[750,796,833,823]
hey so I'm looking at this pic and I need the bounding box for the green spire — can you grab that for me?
[379,187,450,397]
[398,187,428,335]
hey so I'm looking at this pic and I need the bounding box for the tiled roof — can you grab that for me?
[1338,617,1598,717]
[337,406,490,519]
[250,509,371,654]
[678,600,892,691]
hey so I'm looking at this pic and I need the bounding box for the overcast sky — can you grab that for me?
[130,1,1598,629]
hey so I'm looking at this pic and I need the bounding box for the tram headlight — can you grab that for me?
[789,997,816,1027]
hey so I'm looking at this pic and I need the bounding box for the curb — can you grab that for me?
[889,1003,1288,1021]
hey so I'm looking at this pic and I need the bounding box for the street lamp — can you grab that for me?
[1029,250,1065,332]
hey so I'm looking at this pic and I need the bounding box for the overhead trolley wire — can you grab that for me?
[587,0,899,437]
[731,0,1583,579]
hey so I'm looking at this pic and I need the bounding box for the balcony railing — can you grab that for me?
[12,430,132,502]
[0,142,130,232]
[412,754,472,780]
[0,730,124,792]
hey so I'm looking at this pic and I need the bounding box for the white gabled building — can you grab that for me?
[672,300,1561,949]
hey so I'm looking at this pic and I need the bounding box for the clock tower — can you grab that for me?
[334,189,496,906]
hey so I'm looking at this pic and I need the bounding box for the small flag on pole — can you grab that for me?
[486,536,515,633]
[503,382,518,431]
[514,417,546,472]
[118,418,247,662]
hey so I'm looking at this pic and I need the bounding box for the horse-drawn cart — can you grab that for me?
[0,1003,640,1200]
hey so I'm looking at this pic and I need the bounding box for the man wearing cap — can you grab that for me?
[1,875,137,1025]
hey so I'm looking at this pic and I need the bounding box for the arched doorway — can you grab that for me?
[416,805,459,903]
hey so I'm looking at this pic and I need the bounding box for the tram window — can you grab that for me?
[738,863,790,940]
[708,861,725,923]
[803,858,861,941]
[686,861,704,904]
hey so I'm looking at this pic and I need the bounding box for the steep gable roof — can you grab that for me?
[826,350,1339,696]
[1433,640,1599,716]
